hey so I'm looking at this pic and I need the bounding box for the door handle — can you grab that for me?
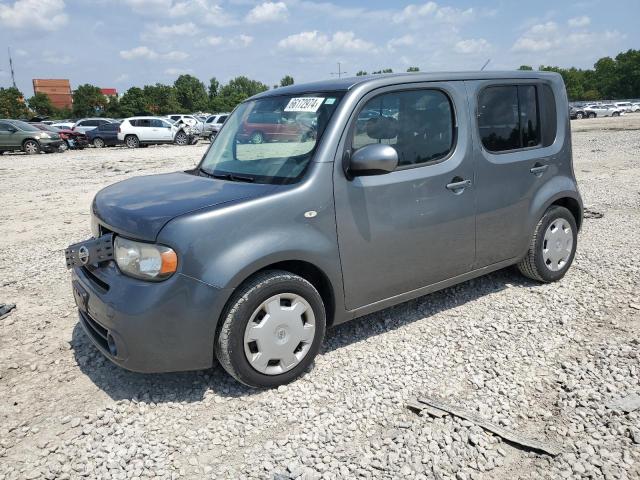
[446,178,472,192]
[530,164,548,176]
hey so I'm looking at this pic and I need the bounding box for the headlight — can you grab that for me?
[39,132,52,139]
[114,237,177,281]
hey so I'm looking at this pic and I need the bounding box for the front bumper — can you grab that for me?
[41,140,63,152]
[71,262,230,373]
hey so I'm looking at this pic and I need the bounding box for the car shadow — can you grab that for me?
[71,267,538,403]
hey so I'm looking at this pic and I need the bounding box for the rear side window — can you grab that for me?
[478,85,544,152]
[351,89,454,168]
[218,116,228,123]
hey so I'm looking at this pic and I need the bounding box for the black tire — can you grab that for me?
[59,141,69,152]
[23,139,40,155]
[174,131,188,145]
[576,112,584,120]
[216,270,326,388]
[249,131,264,144]
[612,112,620,117]
[125,135,139,148]
[588,112,596,119]
[517,206,577,283]
[93,137,105,148]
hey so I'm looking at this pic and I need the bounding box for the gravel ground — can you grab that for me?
[0,115,639,480]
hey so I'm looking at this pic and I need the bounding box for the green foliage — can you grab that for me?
[143,83,181,114]
[372,68,393,74]
[210,76,269,112]
[280,75,294,87]
[73,84,107,117]
[0,87,29,118]
[208,77,220,102]
[406,66,420,72]
[355,70,368,76]
[119,87,148,117]
[538,49,640,100]
[27,92,56,117]
[518,65,533,71]
[173,74,208,112]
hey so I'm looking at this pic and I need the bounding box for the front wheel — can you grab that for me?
[588,112,596,119]
[174,131,188,145]
[23,140,40,155]
[612,112,620,117]
[517,206,577,283]
[249,131,264,144]
[216,271,326,388]
[576,112,584,120]
[93,137,105,148]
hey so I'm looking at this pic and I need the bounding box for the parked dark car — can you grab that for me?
[237,111,313,144]
[0,119,63,154]
[31,123,88,150]
[65,71,582,389]
[86,122,122,148]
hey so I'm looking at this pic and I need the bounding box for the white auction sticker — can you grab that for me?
[284,97,325,112]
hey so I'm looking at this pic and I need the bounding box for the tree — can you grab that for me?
[208,77,220,101]
[355,70,368,76]
[119,87,148,117]
[173,74,208,112]
[143,84,180,114]
[211,76,269,112]
[28,92,56,117]
[372,68,393,74]
[280,75,294,87]
[73,84,107,117]
[406,66,420,72]
[518,65,533,71]
[0,87,29,118]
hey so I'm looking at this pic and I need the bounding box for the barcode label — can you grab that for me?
[284,97,324,112]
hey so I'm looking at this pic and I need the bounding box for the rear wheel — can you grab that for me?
[249,131,264,144]
[576,112,584,120]
[588,112,596,119]
[517,206,577,283]
[93,137,105,148]
[59,141,69,152]
[612,112,620,117]
[125,135,139,148]
[23,140,40,155]
[216,271,326,388]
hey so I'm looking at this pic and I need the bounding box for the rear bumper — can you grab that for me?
[71,263,230,373]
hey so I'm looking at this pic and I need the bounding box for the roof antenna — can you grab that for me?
[8,47,17,88]
[330,62,347,78]
[480,59,490,71]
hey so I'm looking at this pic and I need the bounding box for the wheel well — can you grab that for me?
[22,138,38,146]
[551,197,582,230]
[255,261,335,327]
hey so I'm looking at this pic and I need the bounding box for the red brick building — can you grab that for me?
[32,79,73,110]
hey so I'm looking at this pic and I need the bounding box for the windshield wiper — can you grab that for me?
[199,168,256,183]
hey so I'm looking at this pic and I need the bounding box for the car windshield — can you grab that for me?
[11,120,41,132]
[200,93,343,184]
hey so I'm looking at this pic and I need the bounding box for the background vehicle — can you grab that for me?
[631,102,640,112]
[117,116,193,148]
[614,102,633,113]
[72,118,116,134]
[237,111,314,144]
[0,119,63,154]
[86,122,122,148]
[584,104,623,117]
[203,113,229,139]
[31,123,88,151]
[51,121,75,130]
[166,114,205,137]
[569,105,586,119]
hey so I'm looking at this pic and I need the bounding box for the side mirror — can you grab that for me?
[349,143,398,176]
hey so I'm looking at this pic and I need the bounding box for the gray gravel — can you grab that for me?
[0,116,639,479]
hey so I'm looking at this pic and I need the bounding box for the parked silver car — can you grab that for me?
[203,113,230,139]
[584,104,623,118]
[65,71,583,388]
[72,118,116,134]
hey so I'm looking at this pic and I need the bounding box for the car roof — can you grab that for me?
[251,70,562,100]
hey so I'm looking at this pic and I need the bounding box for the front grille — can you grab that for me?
[79,310,109,352]
[81,266,109,291]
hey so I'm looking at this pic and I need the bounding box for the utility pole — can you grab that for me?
[480,59,491,71]
[8,47,17,88]
[330,62,347,78]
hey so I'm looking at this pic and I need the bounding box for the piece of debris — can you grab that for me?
[606,394,640,413]
[408,397,562,456]
[0,303,16,320]
[629,303,640,311]
[583,207,604,219]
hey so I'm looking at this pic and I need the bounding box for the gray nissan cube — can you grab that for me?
[66,72,583,388]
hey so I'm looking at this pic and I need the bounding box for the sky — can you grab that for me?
[0,0,638,96]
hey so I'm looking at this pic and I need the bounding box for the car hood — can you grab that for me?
[92,171,276,241]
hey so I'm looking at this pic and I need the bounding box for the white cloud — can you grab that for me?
[230,34,254,47]
[201,35,224,46]
[278,31,373,56]
[119,46,189,61]
[512,22,558,52]
[198,34,253,48]
[141,22,200,40]
[42,51,73,65]
[454,38,491,54]
[568,15,590,28]
[393,1,474,25]
[0,0,68,31]
[246,1,287,24]
[122,0,236,27]
[512,21,623,55]
[387,35,415,52]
